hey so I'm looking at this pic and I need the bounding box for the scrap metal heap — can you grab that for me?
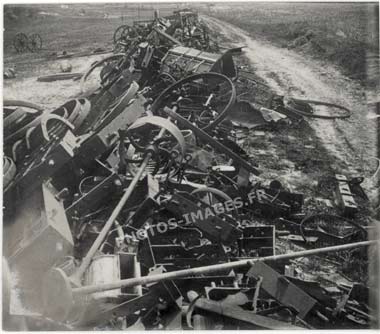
[114,9,218,53]
[3,9,378,331]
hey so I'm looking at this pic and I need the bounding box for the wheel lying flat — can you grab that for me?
[284,98,352,119]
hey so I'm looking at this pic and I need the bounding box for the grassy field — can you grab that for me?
[198,2,379,84]
[3,3,181,72]
[5,3,378,84]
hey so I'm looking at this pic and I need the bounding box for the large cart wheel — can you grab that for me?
[151,72,236,131]
[80,54,124,94]
[125,116,186,177]
[113,25,127,44]
[113,24,138,44]
[13,33,29,53]
[28,33,42,52]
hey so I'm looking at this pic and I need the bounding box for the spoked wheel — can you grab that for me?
[124,116,186,178]
[300,213,367,246]
[13,33,29,53]
[113,24,138,45]
[284,98,352,119]
[28,33,42,52]
[80,54,125,94]
[151,72,236,131]
[145,72,176,101]
[113,24,128,44]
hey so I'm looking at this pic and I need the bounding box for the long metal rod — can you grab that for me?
[71,153,152,283]
[163,107,260,175]
[153,26,182,45]
[71,109,178,283]
[73,240,377,295]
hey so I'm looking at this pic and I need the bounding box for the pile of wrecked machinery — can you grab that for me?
[3,9,378,330]
[113,9,218,52]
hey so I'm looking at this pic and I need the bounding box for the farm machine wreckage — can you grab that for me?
[3,8,379,331]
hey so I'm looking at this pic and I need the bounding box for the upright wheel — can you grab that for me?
[28,33,42,52]
[13,33,28,53]
[113,24,128,44]
[124,116,186,177]
[151,72,236,131]
[113,24,138,45]
[80,54,125,94]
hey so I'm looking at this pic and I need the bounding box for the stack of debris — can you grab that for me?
[114,9,218,53]
[3,8,378,331]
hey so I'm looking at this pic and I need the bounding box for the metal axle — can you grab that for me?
[75,240,377,294]
[70,110,178,285]
[70,153,152,284]
[42,236,377,321]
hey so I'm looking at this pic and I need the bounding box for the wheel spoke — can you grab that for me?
[151,72,236,130]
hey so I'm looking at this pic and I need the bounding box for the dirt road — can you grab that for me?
[204,16,378,185]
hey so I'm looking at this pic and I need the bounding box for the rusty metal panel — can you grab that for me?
[247,261,317,318]
[7,182,74,270]
[5,182,74,315]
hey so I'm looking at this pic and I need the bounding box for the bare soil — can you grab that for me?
[204,15,378,202]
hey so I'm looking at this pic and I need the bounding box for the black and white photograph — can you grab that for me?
[2,1,380,330]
